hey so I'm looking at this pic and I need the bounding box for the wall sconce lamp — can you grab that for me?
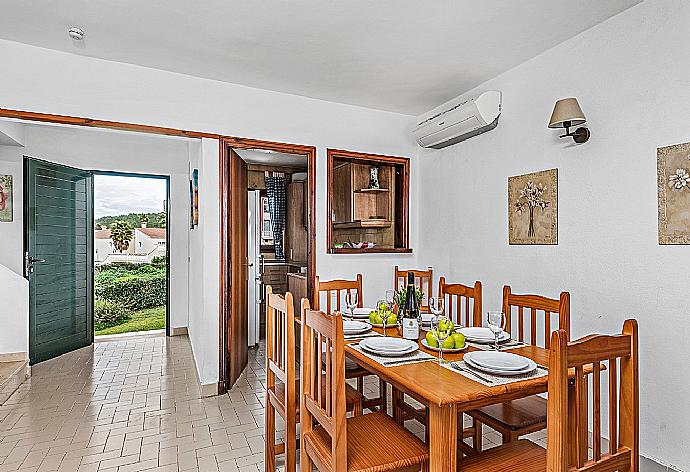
[548,97,590,143]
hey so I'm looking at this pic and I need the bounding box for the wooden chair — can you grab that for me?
[314,274,386,413]
[265,288,363,472]
[300,308,430,472]
[460,319,639,472]
[394,266,433,313]
[468,285,570,449]
[439,277,482,328]
[392,278,483,453]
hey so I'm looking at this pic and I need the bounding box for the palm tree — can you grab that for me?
[110,220,133,253]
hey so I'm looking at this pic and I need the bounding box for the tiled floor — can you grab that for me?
[0,333,545,472]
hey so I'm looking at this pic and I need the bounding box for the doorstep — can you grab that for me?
[0,357,30,405]
[94,329,166,343]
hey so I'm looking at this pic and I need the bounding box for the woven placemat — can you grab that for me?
[349,343,435,367]
[441,360,547,386]
[344,331,383,341]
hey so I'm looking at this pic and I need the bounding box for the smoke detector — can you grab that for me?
[68,27,85,41]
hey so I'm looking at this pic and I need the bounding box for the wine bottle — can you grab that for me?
[400,272,420,340]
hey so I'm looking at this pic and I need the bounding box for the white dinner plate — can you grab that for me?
[463,351,536,375]
[359,337,417,354]
[351,308,376,319]
[420,338,467,353]
[458,327,511,343]
[359,341,418,358]
[463,351,529,371]
[343,320,372,335]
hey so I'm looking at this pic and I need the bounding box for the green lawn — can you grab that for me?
[95,305,166,336]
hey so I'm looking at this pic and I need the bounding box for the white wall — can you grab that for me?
[417,1,689,469]
[0,38,421,384]
[0,124,193,344]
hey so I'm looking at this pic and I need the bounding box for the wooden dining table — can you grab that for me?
[344,328,553,472]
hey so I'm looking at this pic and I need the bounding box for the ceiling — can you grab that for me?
[235,149,307,169]
[0,0,640,115]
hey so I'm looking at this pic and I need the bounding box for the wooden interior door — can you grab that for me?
[25,157,94,364]
[227,149,248,387]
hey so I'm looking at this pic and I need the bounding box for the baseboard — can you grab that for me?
[170,326,188,336]
[201,382,218,397]
[0,352,28,362]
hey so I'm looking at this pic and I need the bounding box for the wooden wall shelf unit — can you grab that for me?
[327,149,411,254]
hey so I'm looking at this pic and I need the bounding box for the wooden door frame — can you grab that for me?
[218,137,317,394]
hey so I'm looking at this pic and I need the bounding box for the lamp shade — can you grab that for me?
[548,98,586,128]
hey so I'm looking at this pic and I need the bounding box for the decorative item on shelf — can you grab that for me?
[657,141,690,244]
[369,165,380,189]
[549,97,590,143]
[0,174,12,222]
[508,169,558,245]
[189,169,199,229]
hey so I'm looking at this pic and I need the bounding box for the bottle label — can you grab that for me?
[402,317,420,340]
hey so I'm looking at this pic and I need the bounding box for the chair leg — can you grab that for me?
[357,376,364,393]
[424,407,430,445]
[472,418,482,452]
[265,402,276,471]
[353,395,363,417]
[379,379,388,414]
[300,446,313,472]
[501,430,519,444]
[285,414,297,472]
[392,388,404,424]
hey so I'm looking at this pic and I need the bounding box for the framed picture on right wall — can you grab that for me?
[657,141,690,244]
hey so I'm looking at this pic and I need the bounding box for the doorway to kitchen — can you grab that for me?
[219,138,316,392]
[93,172,170,337]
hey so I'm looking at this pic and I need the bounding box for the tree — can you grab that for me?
[110,221,133,253]
[139,214,149,227]
[514,181,550,238]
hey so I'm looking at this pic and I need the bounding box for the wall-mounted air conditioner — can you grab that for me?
[413,90,502,149]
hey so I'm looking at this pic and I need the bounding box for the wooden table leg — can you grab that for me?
[428,403,458,472]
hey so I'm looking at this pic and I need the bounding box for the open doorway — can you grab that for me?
[93,173,170,337]
[238,149,309,347]
[219,138,316,392]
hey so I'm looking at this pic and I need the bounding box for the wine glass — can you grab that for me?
[487,311,507,351]
[430,314,451,364]
[345,290,358,320]
[386,290,396,308]
[429,297,444,325]
[377,299,391,336]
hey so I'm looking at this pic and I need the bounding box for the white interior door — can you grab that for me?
[247,190,261,346]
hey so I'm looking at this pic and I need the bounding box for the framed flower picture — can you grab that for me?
[508,169,558,245]
[0,175,13,223]
[657,142,690,244]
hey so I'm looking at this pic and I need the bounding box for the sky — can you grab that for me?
[94,175,167,218]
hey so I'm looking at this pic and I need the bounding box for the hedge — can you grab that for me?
[94,299,131,326]
[96,272,166,310]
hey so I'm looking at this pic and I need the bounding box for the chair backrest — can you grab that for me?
[394,266,433,312]
[438,277,482,327]
[265,286,296,415]
[314,274,363,314]
[300,305,348,470]
[547,319,638,472]
[502,285,570,348]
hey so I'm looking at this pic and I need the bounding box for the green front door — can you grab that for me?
[25,158,93,364]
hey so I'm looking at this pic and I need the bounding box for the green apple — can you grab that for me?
[373,314,383,325]
[425,331,439,348]
[388,314,398,325]
[452,333,465,349]
[369,312,377,323]
[438,319,449,332]
[441,337,455,349]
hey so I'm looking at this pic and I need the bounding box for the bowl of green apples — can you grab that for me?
[422,321,467,352]
[368,302,398,327]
